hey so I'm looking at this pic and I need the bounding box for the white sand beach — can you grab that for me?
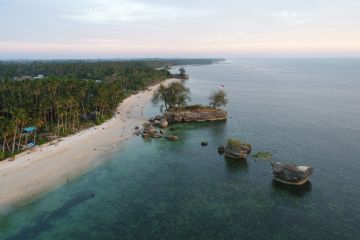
[0,79,178,210]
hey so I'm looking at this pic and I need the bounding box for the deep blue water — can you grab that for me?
[1,59,360,239]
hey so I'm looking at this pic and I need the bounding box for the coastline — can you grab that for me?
[0,78,178,210]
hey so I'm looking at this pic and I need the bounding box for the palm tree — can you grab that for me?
[11,109,25,154]
[17,110,28,151]
[0,117,11,156]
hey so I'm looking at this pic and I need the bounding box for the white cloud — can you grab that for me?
[65,0,177,24]
[270,10,318,25]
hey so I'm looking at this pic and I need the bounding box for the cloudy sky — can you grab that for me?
[1,0,360,59]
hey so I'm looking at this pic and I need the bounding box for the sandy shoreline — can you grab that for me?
[0,79,178,210]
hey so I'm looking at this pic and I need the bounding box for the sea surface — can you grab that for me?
[1,59,360,240]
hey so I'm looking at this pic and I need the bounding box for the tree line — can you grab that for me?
[152,82,228,111]
[0,61,176,160]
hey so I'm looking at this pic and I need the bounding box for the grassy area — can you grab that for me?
[252,152,273,160]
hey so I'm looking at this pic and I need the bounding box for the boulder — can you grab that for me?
[143,125,156,134]
[201,142,208,146]
[166,135,178,141]
[218,145,225,154]
[160,119,169,128]
[154,115,162,121]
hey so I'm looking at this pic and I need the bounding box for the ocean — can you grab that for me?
[1,59,360,239]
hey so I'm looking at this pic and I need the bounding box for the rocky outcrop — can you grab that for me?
[163,108,227,123]
[224,138,252,159]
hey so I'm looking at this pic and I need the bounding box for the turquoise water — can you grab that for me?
[1,59,360,239]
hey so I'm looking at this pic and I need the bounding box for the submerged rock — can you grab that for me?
[201,142,208,146]
[153,133,163,138]
[166,135,178,141]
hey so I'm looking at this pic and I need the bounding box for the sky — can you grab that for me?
[1,0,360,59]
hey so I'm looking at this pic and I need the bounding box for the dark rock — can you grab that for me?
[201,142,208,146]
[218,145,225,154]
[154,115,162,121]
[143,125,156,134]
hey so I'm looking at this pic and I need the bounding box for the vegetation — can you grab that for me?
[0,59,222,80]
[179,67,186,78]
[226,138,243,150]
[0,59,221,161]
[226,138,251,152]
[152,82,191,111]
[252,152,273,161]
[209,89,228,108]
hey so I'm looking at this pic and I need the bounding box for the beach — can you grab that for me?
[0,79,177,210]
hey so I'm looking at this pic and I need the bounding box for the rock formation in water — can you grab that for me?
[224,138,252,159]
[163,107,227,123]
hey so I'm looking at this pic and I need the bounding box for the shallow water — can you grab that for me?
[1,59,360,239]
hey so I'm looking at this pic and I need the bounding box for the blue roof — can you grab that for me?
[24,127,36,133]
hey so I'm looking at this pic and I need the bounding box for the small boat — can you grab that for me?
[271,162,313,186]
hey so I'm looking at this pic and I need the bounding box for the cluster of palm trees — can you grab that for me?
[0,63,171,160]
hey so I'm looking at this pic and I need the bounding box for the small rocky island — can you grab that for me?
[138,75,228,140]
[163,105,227,123]
[220,138,252,159]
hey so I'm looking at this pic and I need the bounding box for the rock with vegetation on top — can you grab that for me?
[163,105,227,123]
[224,138,252,159]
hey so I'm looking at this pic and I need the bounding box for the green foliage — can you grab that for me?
[227,138,243,149]
[179,67,186,77]
[252,152,272,160]
[0,59,219,160]
[226,138,251,153]
[0,59,221,80]
[152,82,191,110]
[209,89,228,108]
[0,60,175,160]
